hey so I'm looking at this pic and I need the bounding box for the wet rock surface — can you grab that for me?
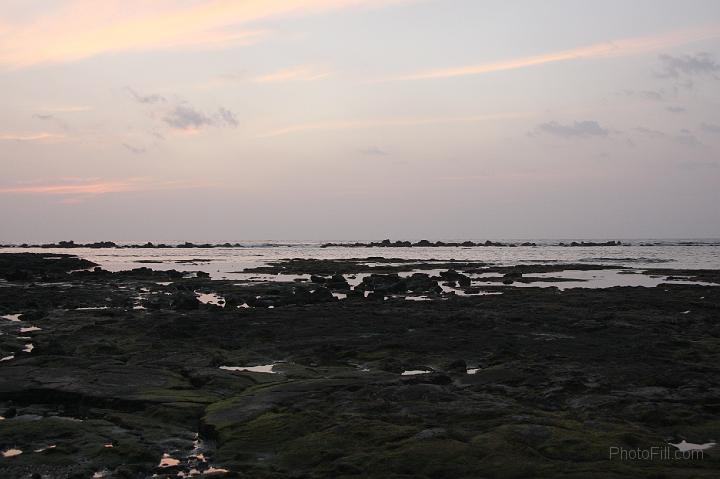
[1,253,719,478]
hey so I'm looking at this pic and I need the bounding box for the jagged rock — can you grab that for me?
[171,292,200,310]
[445,359,467,374]
[440,269,472,287]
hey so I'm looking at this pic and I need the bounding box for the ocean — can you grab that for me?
[2,239,719,284]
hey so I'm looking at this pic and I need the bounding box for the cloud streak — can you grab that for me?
[254,65,332,83]
[675,130,703,147]
[34,106,93,114]
[122,143,146,155]
[163,105,239,130]
[658,52,720,78]
[0,178,198,196]
[125,87,239,132]
[0,0,406,68]
[666,106,687,113]
[701,122,720,134]
[0,133,66,142]
[386,25,720,81]
[127,87,167,104]
[259,112,531,137]
[359,146,387,156]
[534,120,609,139]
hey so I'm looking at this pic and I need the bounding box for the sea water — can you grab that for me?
[1,239,719,282]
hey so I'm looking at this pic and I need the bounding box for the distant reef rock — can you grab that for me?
[320,239,622,248]
[1,241,246,249]
[0,239,622,249]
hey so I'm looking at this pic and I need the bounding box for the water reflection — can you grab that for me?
[219,364,277,374]
[1,448,22,457]
[195,292,225,307]
[159,452,181,467]
[669,440,716,452]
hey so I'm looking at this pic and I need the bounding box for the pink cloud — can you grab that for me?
[0,178,205,196]
[0,0,407,68]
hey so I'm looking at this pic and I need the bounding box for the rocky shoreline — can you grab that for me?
[1,253,719,478]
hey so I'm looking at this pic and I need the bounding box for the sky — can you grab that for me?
[1,0,719,242]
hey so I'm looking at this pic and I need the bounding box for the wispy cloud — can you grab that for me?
[701,122,720,134]
[127,87,167,104]
[259,112,531,137]
[675,130,703,147]
[163,105,213,130]
[634,127,666,139]
[254,65,332,83]
[35,105,93,113]
[32,113,73,131]
[666,106,687,113]
[0,177,199,196]
[122,143,146,155]
[657,52,720,78]
[618,89,671,102]
[385,25,720,81]
[0,0,406,68]
[533,120,609,139]
[359,146,387,156]
[217,107,239,127]
[125,87,239,132]
[163,105,238,131]
[0,133,66,142]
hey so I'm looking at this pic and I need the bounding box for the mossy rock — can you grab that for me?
[0,416,160,473]
[368,438,482,479]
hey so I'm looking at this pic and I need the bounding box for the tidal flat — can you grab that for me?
[0,252,719,478]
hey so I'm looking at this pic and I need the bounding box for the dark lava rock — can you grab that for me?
[2,252,720,479]
[309,286,336,303]
[294,286,337,304]
[327,273,350,289]
[0,253,97,281]
[310,273,350,290]
[405,273,442,294]
[504,270,523,280]
[171,292,201,310]
[440,269,472,287]
[340,289,361,300]
[357,274,407,293]
[365,291,386,301]
[445,359,467,374]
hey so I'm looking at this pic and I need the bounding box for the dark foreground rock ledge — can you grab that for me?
[0,253,718,478]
